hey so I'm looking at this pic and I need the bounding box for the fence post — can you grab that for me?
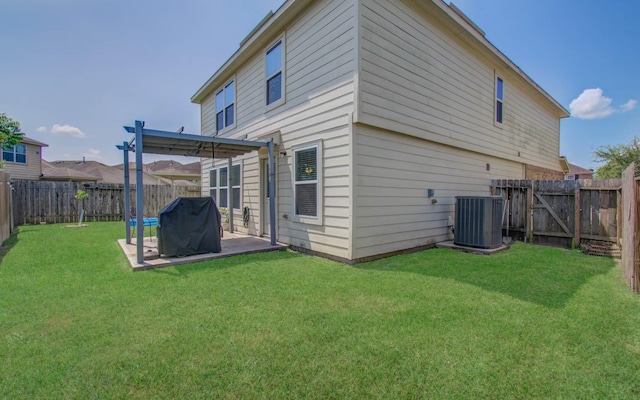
[574,182,581,248]
[621,162,638,293]
[635,177,640,293]
[528,181,534,244]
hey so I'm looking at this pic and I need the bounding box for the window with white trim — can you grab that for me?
[216,80,235,133]
[209,164,241,209]
[2,144,26,164]
[294,146,318,217]
[495,75,504,124]
[265,40,283,106]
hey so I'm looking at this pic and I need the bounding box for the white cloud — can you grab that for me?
[570,88,637,119]
[569,88,614,119]
[84,148,102,160]
[36,126,47,132]
[51,124,86,138]
[621,99,637,112]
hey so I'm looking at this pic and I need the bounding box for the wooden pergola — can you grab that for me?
[118,121,276,264]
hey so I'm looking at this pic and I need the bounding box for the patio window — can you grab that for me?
[216,80,235,133]
[2,144,26,164]
[294,145,319,218]
[209,164,241,210]
[265,39,284,106]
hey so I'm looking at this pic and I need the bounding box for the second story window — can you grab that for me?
[2,144,26,164]
[495,76,504,124]
[266,40,283,106]
[216,80,235,132]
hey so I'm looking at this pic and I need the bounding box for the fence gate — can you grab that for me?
[491,179,621,250]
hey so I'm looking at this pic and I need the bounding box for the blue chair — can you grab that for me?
[130,207,158,240]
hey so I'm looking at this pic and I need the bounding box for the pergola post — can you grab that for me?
[135,120,144,264]
[228,157,234,233]
[119,141,132,244]
[268,139,276,246]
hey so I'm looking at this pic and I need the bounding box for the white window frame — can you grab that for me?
[208,162,242,211]
[265,35,285,110]
[215,78,236,134]
[292,141,323,225]
[2,144,26,164]
[494,72,504,127]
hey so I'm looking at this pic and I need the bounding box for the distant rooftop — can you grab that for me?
[42,159,200,185]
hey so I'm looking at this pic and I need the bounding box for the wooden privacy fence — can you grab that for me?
[0,171,13,244]
[491,179,622,250]
[12,180,201,225]
[621,163,639,293]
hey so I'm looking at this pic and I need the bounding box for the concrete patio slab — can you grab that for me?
[118,233,288,271]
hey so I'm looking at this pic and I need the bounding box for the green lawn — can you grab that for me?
[1,223,639,399]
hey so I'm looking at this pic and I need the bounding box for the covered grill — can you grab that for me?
[157,197,222,257]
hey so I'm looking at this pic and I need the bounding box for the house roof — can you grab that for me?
[116,160,201,175]
[116,160,202,182]
[21,136,49,147]
[190,0,313,104]
[568,163,594,175]
[191,0,569,118]
[45,160,169,185]
[41,160,99,182]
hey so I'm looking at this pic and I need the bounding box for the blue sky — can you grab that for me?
[1,0,638,170]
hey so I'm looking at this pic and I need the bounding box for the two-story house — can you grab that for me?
[1,136,49,180]
[192,0,569,262]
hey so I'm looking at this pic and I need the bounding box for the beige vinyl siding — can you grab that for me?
[353,124,523,259]
[3,144,42,180]
[357,0,562,172]
[199,0,356,260]
[201,94,217,137]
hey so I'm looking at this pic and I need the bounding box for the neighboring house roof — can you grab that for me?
[568,163,594,176]
[190,0,569,118]
[20,136,49,147]
[46,160,167,185]
[41,160,99,182]
[149,161,201,180]
[114,160,201,185]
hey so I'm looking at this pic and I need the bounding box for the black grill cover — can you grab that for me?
[157,197,222,257]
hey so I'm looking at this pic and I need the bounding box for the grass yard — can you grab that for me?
[1,222,639,399]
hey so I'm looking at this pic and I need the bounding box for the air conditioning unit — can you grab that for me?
[454,196,503,249]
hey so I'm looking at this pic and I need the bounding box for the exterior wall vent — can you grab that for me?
[454,196,503,249]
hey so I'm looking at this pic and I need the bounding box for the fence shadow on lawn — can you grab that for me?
[0,232,19,266]
[357,243,617,309]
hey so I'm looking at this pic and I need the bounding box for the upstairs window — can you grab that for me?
[2,144,26,164]
[495,75,504,124]
[216,80,235,132]
[266,40,283,106]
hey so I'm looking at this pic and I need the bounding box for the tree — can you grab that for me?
[593,136,640,178]
[0,113,25,149]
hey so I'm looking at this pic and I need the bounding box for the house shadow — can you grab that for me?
[355,243,617,309]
